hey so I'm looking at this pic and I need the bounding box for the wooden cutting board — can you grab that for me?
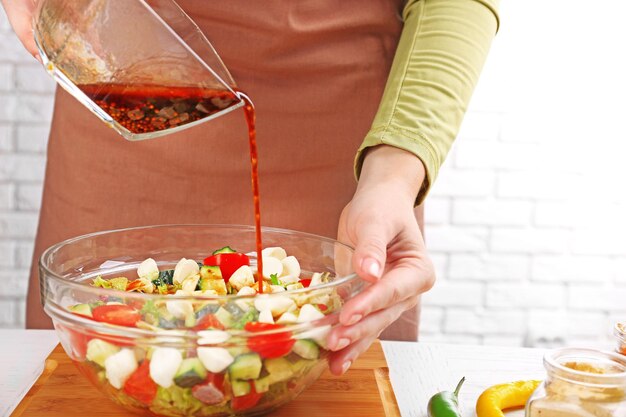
[12,341,400,417]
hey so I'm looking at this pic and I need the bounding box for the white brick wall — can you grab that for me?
[0,2,624,353]
[0,6,54,331]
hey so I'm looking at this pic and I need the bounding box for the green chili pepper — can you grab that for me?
[427,377,465,417]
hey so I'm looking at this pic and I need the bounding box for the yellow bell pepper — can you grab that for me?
[476,380,541,417]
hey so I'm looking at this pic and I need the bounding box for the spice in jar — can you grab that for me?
[525,348,626,417]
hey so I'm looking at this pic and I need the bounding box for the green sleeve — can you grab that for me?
[354,0,500,204]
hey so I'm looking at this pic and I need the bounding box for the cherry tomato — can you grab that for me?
[92,305,141,327]
[193,313,225,331]
[317,304,328,312]
[244,322,295,359]
[231,382,263,411]
[124,360,157,404]
[62,324,89,358]
[203,253,250,281]
[299,278,312,288]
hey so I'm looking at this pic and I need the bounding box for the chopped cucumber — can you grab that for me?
[292,339,320,360]
[226,345,249,358]
[253,375,272,393]
[155,269,175,285]
[68,303,92,317]
[86,338,120,367]
[264,357,293,383]
[214,306,234,328]
[200,265,222,281]
[231,379,251,397]
[231,309,259,330]
[212,246,237,255]
[229,353,262,380]
[290,358,315,376]
[174,358,207,388]
[223,302,244,319]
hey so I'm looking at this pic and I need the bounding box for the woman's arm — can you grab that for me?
[355,0,499,204]
[328,0,499,375]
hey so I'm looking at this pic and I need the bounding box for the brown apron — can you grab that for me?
[27,0,423,340]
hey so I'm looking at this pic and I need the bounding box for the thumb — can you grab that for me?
[352,219,390,283]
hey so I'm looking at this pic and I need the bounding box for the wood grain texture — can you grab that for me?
[12,341,395,417]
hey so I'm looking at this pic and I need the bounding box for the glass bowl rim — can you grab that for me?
[40,223,361,338]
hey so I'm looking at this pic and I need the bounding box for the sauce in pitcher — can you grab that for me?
[79,83,264,292]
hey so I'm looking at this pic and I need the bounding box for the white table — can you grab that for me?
[383,341,546,417]
[0,330,546,417]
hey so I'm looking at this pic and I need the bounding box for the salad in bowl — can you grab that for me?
[40,225,363,417]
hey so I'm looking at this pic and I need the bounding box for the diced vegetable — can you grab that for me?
[191,373,225,405]
[232,309,260,330]
[261,256,283,279]
[197,329,230,345]
[92,304,141,327]
[109,277,129,291]
[104,349,138,389]
[137,258,159,279]
[214,307,235,328]
[264,357,294,383]
[203,252,250,281]
[229,353,263,380]
[123,360,157,404]
[276,312,297,324]
[245,322,295,359]
[86,338,120,367]
[297,304,325,323]
[165,297,194,320]
[174,358,207,388]
[149,348,183,388]
[68,303,92,317]
[172,258,200,284]
[254,295,296,317]
[193,314,225,331]
[197,347,234,373]
[281,256,300,278]
[92,276,111,289]
[292,339,320,360]
[261,246,287,260]
[226,265,255,290]
[231,379,252,397]
[212,246,237,255]
[231,386,263,411]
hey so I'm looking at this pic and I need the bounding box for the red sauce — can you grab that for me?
[78,84,264,292]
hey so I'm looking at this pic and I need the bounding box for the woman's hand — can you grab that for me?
[1,0,40,61]
[327,145,436,375]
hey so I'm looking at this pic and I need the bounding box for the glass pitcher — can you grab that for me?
[33,0,243,141]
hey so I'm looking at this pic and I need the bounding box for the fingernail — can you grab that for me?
[362,258,381,279]
[335,338,350,351]
[346,314,362,326]
[34,53,42,64]
[341,361,352,375]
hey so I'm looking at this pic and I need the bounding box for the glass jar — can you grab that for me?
[526,348,626,417]
[616,323,626,356]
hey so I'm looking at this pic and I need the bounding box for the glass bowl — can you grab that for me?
[40,224,363,416]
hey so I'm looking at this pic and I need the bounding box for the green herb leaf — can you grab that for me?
[270,273,280,286]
